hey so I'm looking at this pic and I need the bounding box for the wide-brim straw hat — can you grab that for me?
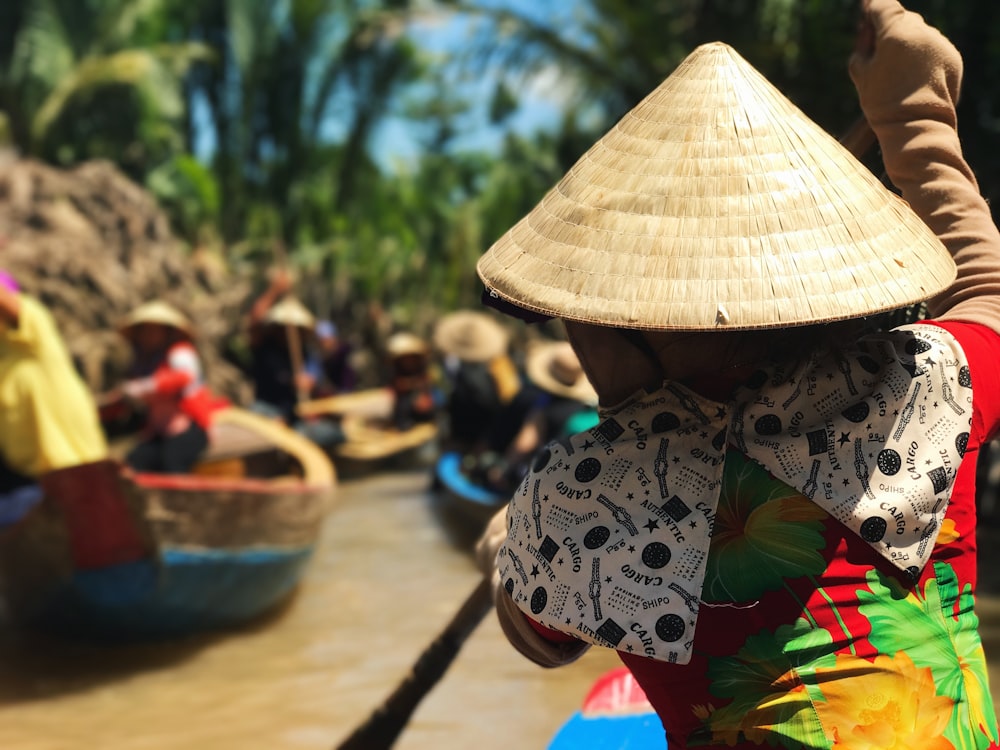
[433,310,510,363]
[119,300,194,340]
[387,331,429,358]
[526,341,598,405]
[476,42,956,331]
[264,297,316,331]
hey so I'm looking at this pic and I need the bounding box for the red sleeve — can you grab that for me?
[526,616,580,643]
[922,320,1000,443]
[152,368,193,396]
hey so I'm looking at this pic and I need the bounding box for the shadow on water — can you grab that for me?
[0,587,302,705]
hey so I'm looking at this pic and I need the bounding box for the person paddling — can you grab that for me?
[476,2,1000,746]
[109,301,225,474]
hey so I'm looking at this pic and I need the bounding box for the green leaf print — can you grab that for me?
[858,564,999,749]
[697,619,837,749]
[702,451,829,602]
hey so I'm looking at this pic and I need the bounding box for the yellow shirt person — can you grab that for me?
[0,291,107,478]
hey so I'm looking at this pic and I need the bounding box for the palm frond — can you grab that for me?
[31,49,184,144]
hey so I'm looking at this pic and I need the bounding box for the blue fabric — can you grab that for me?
[0,483,42,527]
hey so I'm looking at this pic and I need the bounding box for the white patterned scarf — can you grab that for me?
[497,324,972,664]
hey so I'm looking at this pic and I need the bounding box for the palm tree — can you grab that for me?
[2,0,209,179]
[175,0,432,246]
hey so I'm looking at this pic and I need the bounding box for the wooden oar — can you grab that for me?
[272,240,309,406]
[296,387,394,420]
[334,577,493,750]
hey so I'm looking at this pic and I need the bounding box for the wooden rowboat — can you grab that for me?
[547,667,663,749]
[298,388,438,477]
[0,407,336,639]
[333,414,437,475]
[296,387,394,420]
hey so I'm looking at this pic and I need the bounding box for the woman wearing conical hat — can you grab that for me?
[112,300,226,474]
[475,2,1000,747]
[433,310,521,451]
[385,331,439,431]
[245,270,345,448]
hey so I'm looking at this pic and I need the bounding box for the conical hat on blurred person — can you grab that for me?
[433,310,509,363]
[476,42,956,331]
[119,300,193,340]
[264,297,316,331]
[386,331,429,358]
[526,341,598,405]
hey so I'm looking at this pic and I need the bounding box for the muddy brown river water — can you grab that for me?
[0,470,620,750]
[2,468,1000,749]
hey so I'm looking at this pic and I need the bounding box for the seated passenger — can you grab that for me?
[112,301,224,474]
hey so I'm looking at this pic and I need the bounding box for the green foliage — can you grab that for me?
[145,154,220,243]
[4,0,209,178]
[2,0,999,333]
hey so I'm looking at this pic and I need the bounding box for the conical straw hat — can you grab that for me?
[525,341,598,405]
[433,310,509,362]
[264,297,316,330]
[386,331,429,358]
[119,300,193,339]
[477,42,956,331]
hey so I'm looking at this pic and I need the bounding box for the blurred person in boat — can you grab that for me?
[313,319,358,397]
[107,301,227,474]
[247,271,343,448]
[386,332,438,431]
[432,310,523,454]
[484,340,598,494]
[0,272,107,522]
[474,2,1000,747]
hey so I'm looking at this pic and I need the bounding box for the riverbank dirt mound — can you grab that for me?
[0,153,252,402]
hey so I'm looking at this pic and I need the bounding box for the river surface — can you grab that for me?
[0,469,620,750]
[4,468,1000,750]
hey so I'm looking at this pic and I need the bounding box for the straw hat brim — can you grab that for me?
[119,301,193,340]
[264,297,316,331]
[476,42,956,331]
[387,332,429,358]
[433,310,509,362]
[525,342,598,405]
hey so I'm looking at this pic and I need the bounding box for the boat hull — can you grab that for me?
[23,547,314,638]
[0,409,336,639]
[548,667,664,749]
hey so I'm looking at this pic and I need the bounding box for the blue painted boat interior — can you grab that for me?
[31,545,315,639]
[436,451,505,507]
[548,712,666,750]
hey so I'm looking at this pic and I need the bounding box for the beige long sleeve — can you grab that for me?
[849,0,1000,333]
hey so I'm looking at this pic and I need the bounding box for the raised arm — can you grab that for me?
[849,0,1000,332]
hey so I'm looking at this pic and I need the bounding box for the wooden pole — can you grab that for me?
[273,240,309,405]
[333,578,493,750]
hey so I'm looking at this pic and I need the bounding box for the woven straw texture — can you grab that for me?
[476,42,956,330]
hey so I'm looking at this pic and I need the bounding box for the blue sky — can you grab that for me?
[373,1,579,169]
[191,0,586,171]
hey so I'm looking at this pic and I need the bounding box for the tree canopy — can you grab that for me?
[1,0,997,328]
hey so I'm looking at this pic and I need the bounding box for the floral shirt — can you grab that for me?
[520,321,1000,749]
[624,320,1000,749]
